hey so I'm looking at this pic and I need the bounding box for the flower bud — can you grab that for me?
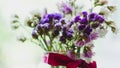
[107,6,116,12]
[80,18,88,25]
[82,11,88,17]
[59,36,66,43]
[26,19,33,27]
[78,24,86,31]
[84,26,92,35]
[74,15,81,22]
[52,29,59,37]
[32,30,38,39]
[100,0,108,5]
[17,35,26,42]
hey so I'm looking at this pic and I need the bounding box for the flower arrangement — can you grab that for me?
[11,0,118,68]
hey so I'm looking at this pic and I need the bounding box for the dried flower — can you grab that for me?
[107,6,116,12]
[59,2,72,14]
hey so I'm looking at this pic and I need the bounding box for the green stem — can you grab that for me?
[48,34,55,51]
[50,38,53,51]
[77,47,81,58]
[42,34,49,51]
[56,66,59,68]
[38,38,47,50]
[51,66,54,68]
[65,42,69,51]
[59,43,64,52]
[62,66,66,68]
[31,39,46,50]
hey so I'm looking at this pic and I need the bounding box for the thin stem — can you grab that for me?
[65,42,69,51]
[18,22,31,34]
[41,34,49,50]
[38,37,47,50]
[31,39,47,50]
[59,42,64,52]
[48,34,55,51]
[77,47,81,58]
[62,66,66,68]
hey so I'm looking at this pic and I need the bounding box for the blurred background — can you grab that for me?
[0,0,120,68]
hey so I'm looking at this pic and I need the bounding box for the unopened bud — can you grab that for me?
[17,35,26,42]
[100,0,108,5]
[107,6,116,12]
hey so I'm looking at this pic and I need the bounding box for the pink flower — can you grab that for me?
[59,2,72,14]
[83,45,95,58]
[75,38,92,47]
[90,32,98,40]
[85,37,91,44]
[83,50,94,58]
[43,53,48,63]
[66,50,76,60]
[75,40,85,47]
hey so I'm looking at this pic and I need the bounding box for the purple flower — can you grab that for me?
[42,23,50,29]
[55,22,61,27]
[62,25,67,32]
[60,2,72,14]
[66,32,73,40]
[59,36,66,43]
[54,20,59,24]
[41,23,51,33]
[52,29,59,37]
[89,13,105,23]
[74,15,81,22]
[53,13,62,20]
[36,24,43,35]
[66,50,76,60]
[78,24,86,31]
[43,13,62,22]
[55,23,62,30]
[40,18,50,24]
[67,28,74,34]
[84,26,92,35]
[36,24,42,30]
[96,15,104,23]
[75,40,85,47]
[88,13,98,21]
[68,20,74,27]
[62,31,67,37]
[83,46,94,58]
[62,28,73,40]
[60,18,66,25]
[82,11,88,17]
[84,37,91,44]
[79,17,88,25]
[32,30,38,39]
[75,36,92,47]
[89,32,98,40]
[83,50,93,58]
[46,13,54,20]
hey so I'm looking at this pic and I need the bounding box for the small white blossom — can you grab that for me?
[97,28,108,37]
[93,6,111,17]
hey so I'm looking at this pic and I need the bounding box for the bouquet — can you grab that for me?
[11,0,118,68]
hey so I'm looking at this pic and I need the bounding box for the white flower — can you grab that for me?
[93,6,111,17]
[97,28,108,37]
